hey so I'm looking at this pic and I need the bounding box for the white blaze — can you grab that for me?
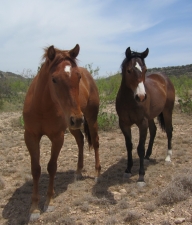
[135,62,142,72]
[64,65,71,77]
[135,82,146,97]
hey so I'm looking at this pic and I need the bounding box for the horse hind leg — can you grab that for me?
[159,110,173,162]
[145,119,157,160]
[24,130,41,221]
[69,129,84,180]
[165,118,173,163]
[84,119,101,182]
[44,134,64,212]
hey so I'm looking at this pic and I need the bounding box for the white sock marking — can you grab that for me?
[64,65,71,77]
[165,150,172,162]
[135,62,142,72]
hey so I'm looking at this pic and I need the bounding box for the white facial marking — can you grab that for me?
[135,82,146,97]
[135,62,142,72]
[64,65,71,77]
[165,150,172,162]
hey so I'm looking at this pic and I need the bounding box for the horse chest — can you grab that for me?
[116,99,146,125]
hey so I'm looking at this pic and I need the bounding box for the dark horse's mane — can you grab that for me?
[121,50,146,74]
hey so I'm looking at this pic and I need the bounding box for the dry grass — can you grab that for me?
[0,110,192,224]
[0,177,5,190]
[156,169,192,205]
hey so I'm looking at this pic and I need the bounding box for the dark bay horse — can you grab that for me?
[116,47,175,186]
[23,44,101,220]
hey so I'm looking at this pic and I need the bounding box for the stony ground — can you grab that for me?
[0,107,192,225]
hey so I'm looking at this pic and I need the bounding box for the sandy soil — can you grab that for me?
[0,108,192,225]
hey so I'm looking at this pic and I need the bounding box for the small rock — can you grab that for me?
[112,191,121,201]
[175,217,185,224]
[119,189,127,195]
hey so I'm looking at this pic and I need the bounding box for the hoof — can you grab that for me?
[123,173,132,178]
[137,181,146,187]
[44,204,55,212]
[144,156,150,160]
[165,158,171,163]
[94,177,99,183]
[29,210,40,221]
[74,173,82,181]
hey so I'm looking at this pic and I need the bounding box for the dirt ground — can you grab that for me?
[0,106,192,225]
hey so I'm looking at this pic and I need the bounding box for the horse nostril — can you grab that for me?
[70,117,75,126]
[135,95,140,102]
[135,94,147,102]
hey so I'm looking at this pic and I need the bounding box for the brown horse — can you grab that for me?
[23,44,101,220]
[116,47,175,186]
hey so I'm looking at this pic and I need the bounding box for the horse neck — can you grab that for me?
[33,66,57,111]
[120,75,134,96]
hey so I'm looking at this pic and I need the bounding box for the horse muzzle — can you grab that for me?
[135,93,147,102]
[69,115,84,129]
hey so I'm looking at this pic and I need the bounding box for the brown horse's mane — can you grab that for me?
[41,47,78,70]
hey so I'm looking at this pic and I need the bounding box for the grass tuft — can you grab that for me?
[0,177,5,190]
[156,170,192,205]
[123,210,141,223]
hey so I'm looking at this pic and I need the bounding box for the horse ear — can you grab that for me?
[69,44,80,58]
[142,48,149,59]
[47,45,56,61]
[125,47,131,59]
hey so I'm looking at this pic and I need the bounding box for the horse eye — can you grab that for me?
[52,78,57,83]
[127,70,131,73]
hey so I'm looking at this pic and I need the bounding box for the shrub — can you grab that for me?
[156,170,192,205]
[170,75,192,114]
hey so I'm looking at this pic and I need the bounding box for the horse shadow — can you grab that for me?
[92,156,158,203]
[2,170,76,225]
[2,157,158,224]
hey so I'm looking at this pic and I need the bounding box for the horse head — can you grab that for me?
[122,47,149,102]
[46,44,84,129]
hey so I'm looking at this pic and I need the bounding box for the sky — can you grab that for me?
[0,0,192,77]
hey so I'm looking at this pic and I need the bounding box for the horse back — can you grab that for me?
[78,67,99,116]
[146,72,175,99]
[145,72,175,117]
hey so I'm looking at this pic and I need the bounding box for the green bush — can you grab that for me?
[170,75,192,114]
[96,74,121,130]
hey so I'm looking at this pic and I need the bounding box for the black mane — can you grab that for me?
[121,50,146,74]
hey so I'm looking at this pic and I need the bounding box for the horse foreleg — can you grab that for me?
[145,119,157,160]
[24,130,41,221]
[119,121,132,178]
[137,119,148,185]
[69,129,84,180]
[44,134,64,212]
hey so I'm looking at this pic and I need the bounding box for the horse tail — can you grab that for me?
[84,119,92,149]
[157,112,166,132]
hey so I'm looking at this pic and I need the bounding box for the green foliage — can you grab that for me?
[85,64,121,130]
[84,63,99,77]
[20,115,24,127]
[97,112,117,131]
[0,70,34,111]
[170,75,192,114]
[96,74,121,130]
[96,74,121,102]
